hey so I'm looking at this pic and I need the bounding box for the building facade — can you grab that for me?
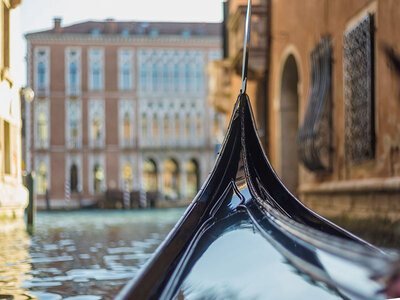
[0,0,27,219]
[26,19,223,208]
[209,0,400,219]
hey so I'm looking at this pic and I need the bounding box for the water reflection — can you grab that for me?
[0,220,32,299]
[0,208,184,300]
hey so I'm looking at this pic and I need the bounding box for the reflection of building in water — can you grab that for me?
[0,221,32,298]
[209,0,400,219]
[25,19,225,208]
[0,0,28,219]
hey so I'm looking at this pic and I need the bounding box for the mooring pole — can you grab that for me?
[26,172,36,229]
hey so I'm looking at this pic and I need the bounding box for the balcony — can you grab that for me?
[35,86,48,98]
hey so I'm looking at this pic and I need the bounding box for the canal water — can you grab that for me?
[1,208,400,299]
[0,208,185,300]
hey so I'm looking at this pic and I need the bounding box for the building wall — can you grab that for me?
[266,0,400,218]
[0,0,28,219]
[211,0,400,219]
[26,22,223,208]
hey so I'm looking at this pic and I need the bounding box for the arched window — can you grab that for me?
[185,114,191,138]
[92,62,101,90]
[164,115,171,138]
[143,159,157,192]
[163,158,179,200]
[174,114,180,138]
[123,112,131,140]
[38,111,48,145]
[152,114,159,138]
[122,62,131,90]
[184,63,191,91]
[196,114,202,137]
[152,63,158,90]
[37,162,47,195]
[173,64,180,91]
[70,164,78,192]
[141,114,148,138]
[140,63,147,90]
[92,115,102,141]
[69,62,78,88]
[38,61,46,88]
[122,162,133,191]
[186,159,199,198]
[163,63,169,91]
[195,63,203,91]
[93,164,104,193]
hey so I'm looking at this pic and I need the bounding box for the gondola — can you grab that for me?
[117,1,400,299]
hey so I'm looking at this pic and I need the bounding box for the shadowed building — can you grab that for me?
[0,0,28,219]
[25,19,224,208]
[209,0,400,219]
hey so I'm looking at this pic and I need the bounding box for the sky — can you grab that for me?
[15,0,224,86]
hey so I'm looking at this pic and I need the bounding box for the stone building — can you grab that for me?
[25,19,223,208]
[0,0,27,219]
[209,0,400,219]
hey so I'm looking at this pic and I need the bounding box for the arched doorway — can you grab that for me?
[143,159,158,192]
[280,55,299,195]
[70,164,78,192]
[163,158,180,201]
[186,159,199,199]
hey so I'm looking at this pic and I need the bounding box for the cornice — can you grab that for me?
[25,33,221,46]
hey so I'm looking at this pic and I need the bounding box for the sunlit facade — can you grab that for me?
[26,19,224,208]
[0,0,28,219]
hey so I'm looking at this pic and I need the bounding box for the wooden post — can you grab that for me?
[26,172,36,228]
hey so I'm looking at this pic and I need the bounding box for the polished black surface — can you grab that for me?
[117,94,398,300]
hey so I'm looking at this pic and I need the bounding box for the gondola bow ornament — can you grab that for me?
[116,1,400,299]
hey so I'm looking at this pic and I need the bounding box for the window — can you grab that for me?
[66,100,81,148]
[174,114,180,138]
[140,63,148,91]
[35,155,50,196]
[92,28,100,36]
[196,114,202,137]
[38,62,46,88]
[141,114,148,138]
[70,164,78,192]
[164,115,171,138]
[122,162,133,191]
[185,114,191,138]
[163,64,169,91]
[119,50,133,90]
[152,114,159,138]
[93,164,104,193]
[143,159,157,192]
[90,155,105,194]
[184,63,191,92]
[123,113,131,140]
[163,159,179,200]
[186,159,199,198]
[37,162,48,195]
[65,48,81,95]
[89,49,103,90]
[121,28,130,37]
[152,63,158,90]
[35,48,49,94]
[119,100,134,147]
[35,100,50,149]
[89,100,105,148]
[195,64,203,92]
[173,64,180,91]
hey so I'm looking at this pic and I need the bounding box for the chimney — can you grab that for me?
[53,17,62,33]
[105,18,117,34]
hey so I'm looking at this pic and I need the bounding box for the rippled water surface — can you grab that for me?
[0,208,184,300]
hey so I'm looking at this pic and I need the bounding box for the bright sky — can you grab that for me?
[15,0,224,86]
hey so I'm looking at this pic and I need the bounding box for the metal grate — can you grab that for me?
[343,14,375,164]
[297,37,332,172]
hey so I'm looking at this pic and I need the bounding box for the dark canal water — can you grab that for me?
[0,208,184,300]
